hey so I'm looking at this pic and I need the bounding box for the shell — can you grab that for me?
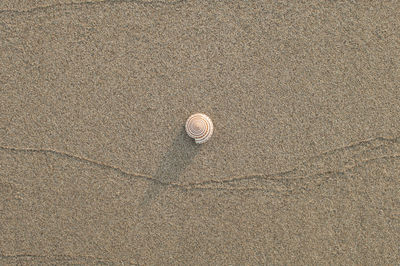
[185,113,214,144]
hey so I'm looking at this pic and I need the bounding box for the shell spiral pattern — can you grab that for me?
[185,113,214,144]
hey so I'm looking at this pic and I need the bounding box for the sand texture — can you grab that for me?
[1,0,400,264]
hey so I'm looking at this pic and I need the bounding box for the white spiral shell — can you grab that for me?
[185,113,214,144]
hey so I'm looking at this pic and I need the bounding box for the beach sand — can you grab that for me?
[1,0,399,264]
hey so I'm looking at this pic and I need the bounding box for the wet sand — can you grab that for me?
[1,0,400,264]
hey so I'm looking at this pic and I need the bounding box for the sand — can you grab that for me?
[1,0,400,264]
